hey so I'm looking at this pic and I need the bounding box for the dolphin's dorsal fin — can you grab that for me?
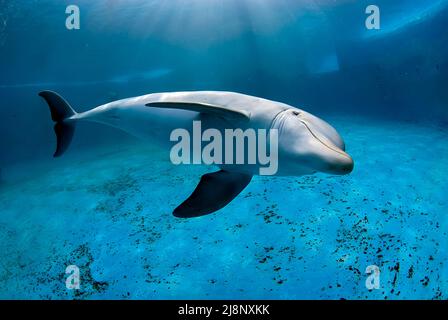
[145,101,250,122]
[173,170,252,218]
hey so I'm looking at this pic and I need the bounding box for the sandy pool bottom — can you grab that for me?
[0,116,447,299]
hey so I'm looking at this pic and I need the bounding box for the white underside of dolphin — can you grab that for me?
[39,90,354,218]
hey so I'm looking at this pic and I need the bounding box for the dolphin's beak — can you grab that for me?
[320,149,354,175]
[300,119,354,175]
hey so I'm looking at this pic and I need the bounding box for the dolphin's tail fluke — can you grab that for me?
[39,90,77,157]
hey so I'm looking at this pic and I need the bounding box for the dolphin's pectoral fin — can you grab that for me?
[145,102,250,122]
[173,170,252,218]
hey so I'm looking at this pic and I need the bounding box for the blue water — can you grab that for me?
[0,0,447,299]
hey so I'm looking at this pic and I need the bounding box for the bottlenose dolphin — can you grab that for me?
[39,91,354,218]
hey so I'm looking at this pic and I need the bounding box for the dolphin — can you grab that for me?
[39,90,354,218]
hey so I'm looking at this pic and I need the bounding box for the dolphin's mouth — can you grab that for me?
[299,120,347,157]
[299,119,354,174]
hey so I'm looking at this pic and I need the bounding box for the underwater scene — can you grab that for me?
[0,0,447,300]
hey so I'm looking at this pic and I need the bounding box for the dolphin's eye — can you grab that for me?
[292,111,300,116]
